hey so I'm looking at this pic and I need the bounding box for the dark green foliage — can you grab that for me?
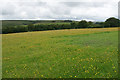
[2,26,28,34]
[28,24,34,31]
[26,23,71,32]
[71,22,77,29]
[2,17,120,34]
[104,17,119,27]
[87,21,95,28]
[88,22,105,28]
[78,20,88,28]
[88,21,93,25]
[15,26,28,32]
[64,20,72,22]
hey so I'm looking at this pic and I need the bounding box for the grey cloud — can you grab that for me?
[0,0,119,21]
[61,2,81,7]
[18,2,47,7]
[1,3,15,15]
[61,2,106,8]
[2,9,14,15]
[48,6,71,15]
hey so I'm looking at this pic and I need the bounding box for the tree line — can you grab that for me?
[2,17,120,34]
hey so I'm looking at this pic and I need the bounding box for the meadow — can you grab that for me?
[2,27,118,78]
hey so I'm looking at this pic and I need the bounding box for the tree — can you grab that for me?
[88,21,93,25]
[104,17,119,27]
[78,20,88,28]
[88,21,94,28]
[28,24,34,31]
[71,22,77,28]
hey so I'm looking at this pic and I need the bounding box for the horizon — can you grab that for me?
[1,16,119,22]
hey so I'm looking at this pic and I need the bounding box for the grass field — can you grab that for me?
[2,27,118,78]
[2,20,71,28]
[34,22,70,25]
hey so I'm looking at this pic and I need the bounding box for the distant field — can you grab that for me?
[2,27,118,78]
[34,22,70,25]
[2,20,71,27]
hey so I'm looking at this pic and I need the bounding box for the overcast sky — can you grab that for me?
[0,0,120,21]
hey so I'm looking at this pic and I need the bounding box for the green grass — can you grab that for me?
[34,22,70,25]
[2,20,71,28]
[2,28,118,78]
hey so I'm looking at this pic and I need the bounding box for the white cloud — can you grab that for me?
[0,0,119,21]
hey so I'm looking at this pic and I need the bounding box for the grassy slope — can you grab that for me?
[2,28,118,78]
[2,20,71,27]
[2,20,33,27]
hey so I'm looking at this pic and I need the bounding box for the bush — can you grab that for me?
[2,17,120,34]
[104,17,119,27]
[78,20,88,28]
